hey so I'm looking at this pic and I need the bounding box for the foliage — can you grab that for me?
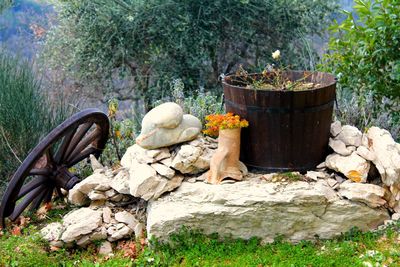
[100,99,137,167]
[0,52,70,196]
[43,0,337,108]
[335,90,400,140]
[203,113,249,137]
[0,0,12,13]
[154,78,225,124]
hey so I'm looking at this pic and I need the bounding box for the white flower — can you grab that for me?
[272,50,281,60]
[126,15,134,22]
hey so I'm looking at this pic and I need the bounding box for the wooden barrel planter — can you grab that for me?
[222,71,336,172]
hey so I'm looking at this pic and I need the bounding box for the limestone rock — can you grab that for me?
[115,211,139,230]
[68,188,88,206]
[171,145,212,174]
[121,144,157,166]
[356,146,376,161]
[88,191,107,201]
[109,225,133,241]
[129,161,161,200]
[325,152,370,182]
[61,208,103,243]
[329,138,352,156]
[338,183,387,208]
[337,125,362,147]
[73,172,111,195]
[153,175,184,199]
[363,127,400,187]
[306,171,326,181]
[41,222,64,242]
[136,102,202,149]
[110,169,130,194]
[151,163,175,179]
[330,121,342,137]
[147,181,389,243]
[98,241,113,255]
[90,154,104,171]
[103,207,112,224]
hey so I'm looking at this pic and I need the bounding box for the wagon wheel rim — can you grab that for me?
[0,108,109,228]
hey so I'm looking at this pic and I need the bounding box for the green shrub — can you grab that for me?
[0,52,70,196]
[43,0,337,109]
[323,0,400,99]
[322,0,400,137]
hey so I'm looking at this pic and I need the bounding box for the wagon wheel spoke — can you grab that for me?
[66,128,102,165]
[64,122,93,161]
[29,188,49,212]
[67,146,100,167]
[43,186,54,204]
[9,184,47,221]
[54,127,77,164]
[29,168,52,176]
[17,175,48,198]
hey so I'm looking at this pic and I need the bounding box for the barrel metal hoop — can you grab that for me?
[225,99,334,114]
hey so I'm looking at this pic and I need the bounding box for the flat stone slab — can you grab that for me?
[147,179,389,243]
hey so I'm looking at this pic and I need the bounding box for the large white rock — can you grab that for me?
[337,125,362,147]
[330,121,342,137]
[363,127,400,187]
[61,208,103,243]
[338,182,387,208]
[136,102,202,149]
[147,180,389,243]
[325,152,370,182]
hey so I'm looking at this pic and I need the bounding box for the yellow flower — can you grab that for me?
[272,50,281,60]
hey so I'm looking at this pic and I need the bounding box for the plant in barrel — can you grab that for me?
[222,51,336,172]
[203,113,249,184]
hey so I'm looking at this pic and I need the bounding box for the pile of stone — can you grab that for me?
[41,207,144,253]
[41,136,216,250]
[324,122,400,212]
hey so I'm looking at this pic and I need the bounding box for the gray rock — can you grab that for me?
[109,225,133,241]
[330,121,342,137]
[338,182,387,208]
[134,223,145,239]
[90,154,104,171]
[76,235,91,247]
[147,180,389,243]
[61,208,103,243]
[325,152,370,182]
[88,191,107,201]
[102,207,112,224]
[153,175,184,199]
[337,125,362,147]
[356,146,375,161]
[136,102,202,149]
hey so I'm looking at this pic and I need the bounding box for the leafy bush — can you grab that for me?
[322,0,400,137]
[0,52,70,196]
[43,0,337,109]
[323,0,400,99]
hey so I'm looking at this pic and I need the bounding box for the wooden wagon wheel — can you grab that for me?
[0,108,109,228]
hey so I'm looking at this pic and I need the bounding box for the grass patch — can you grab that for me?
[1,220,400,266]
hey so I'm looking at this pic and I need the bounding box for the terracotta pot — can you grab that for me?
[206,128,243,184]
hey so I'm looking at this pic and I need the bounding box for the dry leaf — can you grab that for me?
[14,246,21,252]
[36,202,53,219]
[347,170,362,183]
[11,226,21,236]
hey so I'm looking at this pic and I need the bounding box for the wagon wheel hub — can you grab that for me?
[0,108,109,229]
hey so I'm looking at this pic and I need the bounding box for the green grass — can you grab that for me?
[1,220,400,266]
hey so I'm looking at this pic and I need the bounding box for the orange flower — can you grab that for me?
[203,113,249,137]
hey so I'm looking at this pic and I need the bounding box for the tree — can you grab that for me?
[43,0,337,110]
